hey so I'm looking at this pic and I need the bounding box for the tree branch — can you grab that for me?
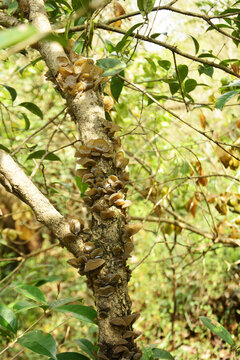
[0,150,83,256]
[0,10,21,27]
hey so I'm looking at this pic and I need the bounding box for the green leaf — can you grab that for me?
[75,339,95,359]
[13,301,41,313]
[184,79,197,93]
[115,23,143,53]
[158,60,171,71]
[181,161,191,175]
[0,84,17,101]
[190,35,199,54]
[8,0,18,15]
[0,25,39,50]
[198,65,214,78]
[18,330,57,359]
[49,353,90,360]
[222,79,240,88]
[177,64,188,82]
[49,298,83,310]
[0,304,18,334]
[137,0,155,15]
[21,113,30,130]
[0,144,10,153]
[26,150,61,161]
[53,304,98,324]
[96,58,126,77]
[18,102,43,119]
[110,71,124,102]
[169,81,179,95]
[200,316,234,347]
[34,276,60,287]
[198,53,218,59]
[71,0,90,12]
[206,24,232,32]
[150,33,162,39]
[75,176,88,197]
[215,89,240,110]
[152,348,175,359]
[15,285,47,304]
[55,0,72,11]
[145,57,157,72]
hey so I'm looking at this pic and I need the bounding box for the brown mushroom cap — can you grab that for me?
[77,145,92,157]
[122,200,132,209]
[97,285,115,297]
[92,138,110,153]
[109,192,124,205]
[123,331,134,339]
[110,318,127,327]
[58,65,74,77]
[100,209,115,220]
[76,168,89,178]
[84,258,105,272]
[57,56,69,67]
[113,345,129,354]
[77,158,97,167]
[84,242,95,253]
[124,223,142,237]
[67,258,79,268]
[133,352,142,360]
[123,313,140,326]
[90,248,103,258]
[115,339,129,346]
[70,219,83,235]
[83,196,93,206]
[114,198,126,206]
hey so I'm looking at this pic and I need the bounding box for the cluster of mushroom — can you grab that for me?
[56,55,105,96]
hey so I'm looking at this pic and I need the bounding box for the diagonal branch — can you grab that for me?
[0,150,82,256]
[0,11,21,27]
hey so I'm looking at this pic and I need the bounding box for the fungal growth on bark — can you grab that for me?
[55,42,143,358]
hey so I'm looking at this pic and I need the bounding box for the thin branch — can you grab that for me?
[119,74,240,162]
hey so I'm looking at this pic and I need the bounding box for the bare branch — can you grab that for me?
[0,150,74,246]
[0,11,21,27]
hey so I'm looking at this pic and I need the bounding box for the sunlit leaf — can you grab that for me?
[110,71,124,102]
[75,339,95,359]
[200,316,234,347]
[198,65,214,78]
[115,23,143,53]
[215,89,240,110]
[0,84,17,101]
[184,79,197,93]
[26,150,61,161]
[13,301,41,313]
[0,304,18,334]
[137,0,155,15]
[177,64,188,82]
[18,102,43,119]
[96,58,126,77]
[75,176,88,197]
[53,304,98,324]
[190,35,199,54]
[15,285,47,304]
[18,330,57,359]
[0,25,39,50]
[152,347,175,359]
[158,59,171,71]
[49,353,90,360]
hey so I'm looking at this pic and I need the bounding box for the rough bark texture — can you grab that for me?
[9,1,142,358]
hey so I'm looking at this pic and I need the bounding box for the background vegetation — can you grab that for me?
[1,0,240,359]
